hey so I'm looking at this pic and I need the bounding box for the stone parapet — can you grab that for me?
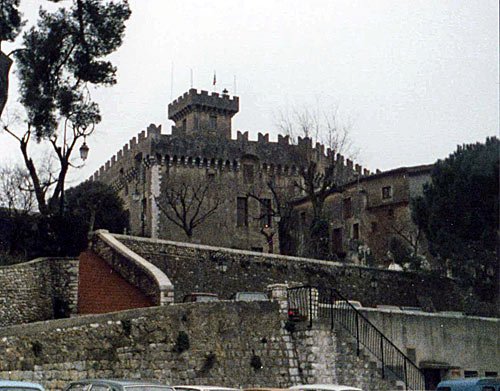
[91,230,174,306]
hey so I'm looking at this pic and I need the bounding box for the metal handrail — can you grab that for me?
[287,285,425,390]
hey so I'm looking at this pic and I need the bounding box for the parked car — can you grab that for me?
[0,381,45,391]
[231,291,269,301]
[63,379,174,391]
[174,386,239,391]
[436,378,500,391]
[182,293,219,302]
[289,384,363,391]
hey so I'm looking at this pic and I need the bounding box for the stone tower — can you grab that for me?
[167,88,239,139]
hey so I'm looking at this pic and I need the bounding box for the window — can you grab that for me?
[243,164,254,183]
[382,186,392,199]
[352,223,359,240]
[343,197,352,218]
[251,247,263,252]
[485,371,498,377]
[332,228,343,253]
[236,197,248,227]
[260,198,272,227]
[194,113,199,129]
[182,118,187,132]
[387,208,394,218]
[481,387,495,391]
[464,370,478,378]
[406,347,416,363]
[209,114,217,129]
[371,222,378,233]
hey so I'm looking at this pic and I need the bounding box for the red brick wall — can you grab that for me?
[78,250,153,314]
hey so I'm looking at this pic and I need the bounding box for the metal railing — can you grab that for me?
[287,285,425,391]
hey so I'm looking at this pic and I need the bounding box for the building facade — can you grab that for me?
[292,165,433,266]
[90,89,367,251]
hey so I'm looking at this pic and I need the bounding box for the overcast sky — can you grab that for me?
[1,0,498,186]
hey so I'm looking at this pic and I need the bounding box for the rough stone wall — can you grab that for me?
[0,258,79,327]
[114,234,466,312]
[0,298,395,391]
[0,302,291,390]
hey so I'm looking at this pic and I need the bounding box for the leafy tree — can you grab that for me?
[413,137,499,302]
[0,0,23,116]
[64,180,129,235]
[1,0,131,216]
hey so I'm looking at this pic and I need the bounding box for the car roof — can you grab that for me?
[67,380,170,387]
[0,381,45,390]
[174,387,239,391]
[289,384,362,391]
[438,378,500,387]
[185,293,218,296]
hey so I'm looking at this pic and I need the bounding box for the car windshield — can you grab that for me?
[237,292,268,301]
[124,387,174,391]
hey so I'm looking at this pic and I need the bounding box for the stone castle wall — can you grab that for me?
[88,115,371,246]
[0,299,392,391]
[112,234,466,312]
[0,258,79,327]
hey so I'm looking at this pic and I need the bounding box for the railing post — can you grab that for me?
[308,286,313,328]
[380,336,385,379]
[355,311,360,356]
[330,289,334,330]
[404,358,408,390]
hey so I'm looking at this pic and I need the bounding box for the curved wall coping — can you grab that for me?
[95,230,174,305]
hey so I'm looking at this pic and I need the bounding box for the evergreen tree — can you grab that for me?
[413,137,499,302]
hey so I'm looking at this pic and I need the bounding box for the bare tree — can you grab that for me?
[0,164,35,214]
[275,103,356,259]
[155,172,224,239]
[247,176,296,255]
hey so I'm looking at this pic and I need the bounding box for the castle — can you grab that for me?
[90,88,374,253]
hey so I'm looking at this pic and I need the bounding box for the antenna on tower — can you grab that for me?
[170,61,174,100]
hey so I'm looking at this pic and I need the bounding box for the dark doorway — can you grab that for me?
[422,368,443,390]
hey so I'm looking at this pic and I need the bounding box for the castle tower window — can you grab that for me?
[243,164,254,183]
[352,223,359,240]
[195,157,201,167]
[343,197,352,219]
[209,114,217,129]
[382,186,393,199]
[236,197,248,227]
[194,113,199,130]
[260,198,272,227]
[182,118,187,132]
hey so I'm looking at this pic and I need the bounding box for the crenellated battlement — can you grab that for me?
[168,88,239,122]
[90,123,373,186]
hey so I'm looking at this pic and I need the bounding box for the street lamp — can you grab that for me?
[79,138,89,160]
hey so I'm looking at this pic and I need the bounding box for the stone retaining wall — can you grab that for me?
[114,234,466,312]
[0,299,391,391]
[0,258,79,327]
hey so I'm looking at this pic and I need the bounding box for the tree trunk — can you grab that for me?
[0,52,12,117]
